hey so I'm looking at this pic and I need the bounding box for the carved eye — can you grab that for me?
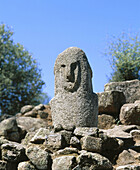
[71,62,77,70]
[61,64,66,68]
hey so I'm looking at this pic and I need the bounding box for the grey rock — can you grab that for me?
[24,110,38,118]
[20,105,34,114]
[80,136,102,152]
[50,47,98,129]
[120,102,140,125]
[30,128,51,144]
[21,131,36,146]
[1,142,27,163]
[0,117,20,142]
[53,147,78,158]
[0,160,7,170]
[102,125,137,138]
[38,110,48,119]
[116,164,140,170]
[73,127,98,137]
[0,137,10,146]
[16,117,48,132]
[97,91,125,118]
[0,114,12,122]
[70,136,81,148]
[18,161,36,170]
[98,114,116,129]
[45,133,64,150]
[77,152,112,170]
[52,155,77,170]
[104,79,140,103]
[103,125,136,149]
[130,130,140,145]
[33,104,45,111]
[26,144,51,170]
[60,130,72,146]
[135,100,140,104]
[116,150,136,166]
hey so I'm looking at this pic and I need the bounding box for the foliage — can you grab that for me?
[105,32,140,82]
[0,24,46,115]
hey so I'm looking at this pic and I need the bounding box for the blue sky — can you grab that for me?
[0,0,140,99]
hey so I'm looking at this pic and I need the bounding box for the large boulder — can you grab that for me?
[98,114,116,129]
[103,125,137,149]
[104,79,140,103]
[77,151,113,170]
[0,117,21,142]
[20,105,34,115]
[1,142,27,163]
[1,142,28,170]
[18,161,36,170]
[116,149,140,166]
[16,117,48,132]
[73,127,98,137]
[52,155,77,170]
[26,144,51,170]
[97,91,125,118]
[120,101,140,125]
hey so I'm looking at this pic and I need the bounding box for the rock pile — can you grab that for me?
[97,79,140,129]
[0,112,139,169]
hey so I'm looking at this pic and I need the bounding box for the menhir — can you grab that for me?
[50,47,98,130]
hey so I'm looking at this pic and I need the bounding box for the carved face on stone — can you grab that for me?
[54,47,92,95]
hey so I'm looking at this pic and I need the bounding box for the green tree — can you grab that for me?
[0,24,46,115]
[105,32,140,82]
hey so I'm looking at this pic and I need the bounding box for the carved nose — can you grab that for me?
[66,67,73,82]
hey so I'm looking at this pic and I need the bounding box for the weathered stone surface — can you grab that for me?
[80,136,102,152]
[97,91,125,117]
[26,144,51,170]
[70,136,81,148]
[98,114,116,129]
[0,117,20,142]
[103,125,137,138]
[116,164,140,170]
[30,128,51,144]
[77,152,113,170]
[0,114,12,122]
[20,105,34,114]
[52,155,77,170]
[0,137,10,148]
[46,133,70,151]
[50,47,98,129]
[104,79,140,103]
[130,130,140,145]
[1,142,27,163]
[45,133,65,150]
[74,127,98,137]
[53,147,78,158]
[18,161,36,170]
[21,131,36,146]
[116,150,136,166]
[33,104,45,111]
[24,110,37,118]
[0,160,7,170]
[60,130,72,146]
[120,102,140,125]
[16,117,48,132]
[103,125,136,148]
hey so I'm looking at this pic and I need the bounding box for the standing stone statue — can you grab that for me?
[50,47,98,129]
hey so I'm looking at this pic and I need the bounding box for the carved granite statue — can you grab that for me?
[50,47,98,129]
